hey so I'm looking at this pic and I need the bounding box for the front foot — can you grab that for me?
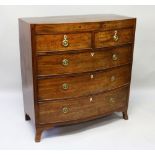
[35,127,44,142]
[123,111,128,120]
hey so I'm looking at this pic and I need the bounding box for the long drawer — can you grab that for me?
[39,86,129,124]
[37,65,131,101]
[37,46,132,76]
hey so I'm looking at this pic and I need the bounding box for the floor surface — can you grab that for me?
[0,88,155,149]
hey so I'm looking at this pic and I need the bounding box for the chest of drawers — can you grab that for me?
[19,14,136,142]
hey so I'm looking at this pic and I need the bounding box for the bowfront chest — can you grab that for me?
[19,14,136,142]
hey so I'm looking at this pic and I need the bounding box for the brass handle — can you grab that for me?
[111,76,115,82]
[62,83,69,90]
[112,54,118,61]
[62,35,69,47]
[113,30,119,41]
[62,107,69,114]
[62,59,69,66]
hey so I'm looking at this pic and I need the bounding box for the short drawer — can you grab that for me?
[37,46,132,76]
[39,86,129,124]
[36,33,91,51]
[37,65,131,101]
[95,28,134,48]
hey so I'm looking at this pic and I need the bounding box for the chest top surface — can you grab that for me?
[19,14,135,24]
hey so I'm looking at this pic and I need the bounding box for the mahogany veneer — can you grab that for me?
[19,14,136,142]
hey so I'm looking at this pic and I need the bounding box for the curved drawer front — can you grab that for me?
[37,46,132,76]
[95,28,134,48]
[36,33,91,51]
[38,65,131,101]
[39,86,129,124]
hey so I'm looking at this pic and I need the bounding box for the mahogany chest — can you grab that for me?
[19,14,136,142]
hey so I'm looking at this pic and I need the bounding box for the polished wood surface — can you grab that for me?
[37,45,132,76]
[95,28,134,48]
[19,14,136,142]
[19,20,36,124]
[38,65,131,101]
[36,33,91,51]
[20,14,134,24]
[35,19,135,34]
[39,86,129,124]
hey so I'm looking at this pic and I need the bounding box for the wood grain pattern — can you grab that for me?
[20,14,134,24]
[102,19,135,31]
[35,19,135,34]
[19,19,36,124]
[39,86,129,124]
[95,28,134,48]
[37,45,132,76]
[36,33,91,51]
[19,14,136,142]
[37,65,131,101]
[35,22,100,34]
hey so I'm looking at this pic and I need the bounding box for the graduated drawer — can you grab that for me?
[39,86,129,124]
[95,28,134,48]
[37,46,132,76]
[37,65,131,101]
[36,33,91,51]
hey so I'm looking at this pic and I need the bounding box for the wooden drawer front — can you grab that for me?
[36,33,91,51]
[39,86,129,124]
[95,28,134,48]
[37,46,132,76]
[38,65,131,101]
[35,23,100,34]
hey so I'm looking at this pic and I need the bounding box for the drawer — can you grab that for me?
[95,28,134,48]
[36,33,91,51]
[39,86,129,124]
[37,65,131,101]
[37,46,132,76]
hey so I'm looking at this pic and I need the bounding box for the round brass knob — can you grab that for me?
[112,54,118,61]
[111,76,116,82]
[62,83,69,90]
[62,35,69,47]
[62,107,69,114]
[113,30,119,41]
[62,59,69,66]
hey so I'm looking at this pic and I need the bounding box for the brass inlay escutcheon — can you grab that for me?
[112,54,118,61]
[62,107,69,114]
[109,97,115,104]
[62,59,69,66]
[90,74,94,79]
[90,97,93,102]
[62,35,69,47]
[91,52,94,57]
[113,30,119,41]
[62,83,69,90]
[111,75,116,82]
